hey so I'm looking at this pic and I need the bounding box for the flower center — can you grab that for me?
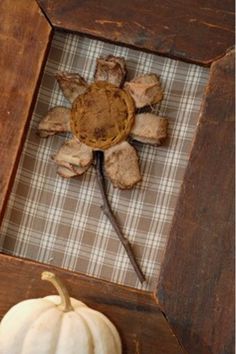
[71,82,135,150]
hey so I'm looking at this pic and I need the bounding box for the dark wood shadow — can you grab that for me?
[37,0,234,65]
[157,50,235,354]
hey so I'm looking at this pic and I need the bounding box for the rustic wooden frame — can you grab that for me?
[0,1,234,353]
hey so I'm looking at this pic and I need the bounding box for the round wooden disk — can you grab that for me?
[71,82,135,150]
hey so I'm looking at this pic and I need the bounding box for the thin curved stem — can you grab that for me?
[94,151,145,284]
[41,271,73,312]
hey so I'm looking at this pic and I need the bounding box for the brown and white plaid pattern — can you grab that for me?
[0,31,209,290]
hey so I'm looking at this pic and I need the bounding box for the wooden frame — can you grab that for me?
[0,1,234,353]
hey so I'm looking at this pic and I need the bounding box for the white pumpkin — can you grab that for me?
[0,272,122,354]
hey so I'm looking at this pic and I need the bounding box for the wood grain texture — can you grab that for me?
[0,254,185,354]
[0,0,52,223]
[37,0,234,65]
[157,50,235,354]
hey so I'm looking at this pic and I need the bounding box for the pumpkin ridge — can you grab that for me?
[19,303,59,354]
[74,310,97,354]
[0,299,53,354]
[50,311,64,354]
[86,309,122,353]
[78,308,121,354]
[73,310,95,353]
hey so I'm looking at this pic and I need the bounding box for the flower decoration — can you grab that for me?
[38,55,168,189]
[38,55,169,283]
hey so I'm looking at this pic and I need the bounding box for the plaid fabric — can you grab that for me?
[0,31,209,290]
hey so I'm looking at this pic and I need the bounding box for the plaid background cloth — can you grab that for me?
[0,31,209,290]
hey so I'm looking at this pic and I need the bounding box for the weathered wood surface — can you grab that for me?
[157,50,235,354]
[0,254,185,354]
[0,0,52,223]
[0,2,234,353]
[37,0,234,65]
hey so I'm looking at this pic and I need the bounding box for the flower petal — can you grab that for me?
[55,72,88,103]
[130,113,168,145]
[53,138,93,177]
[57,166,77,178]
[104,141,141,189]
[124,73,163,108]
[38,107,71,137]
[94,55,126,87]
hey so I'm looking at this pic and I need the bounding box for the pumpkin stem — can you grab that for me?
[41,272,73,312]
